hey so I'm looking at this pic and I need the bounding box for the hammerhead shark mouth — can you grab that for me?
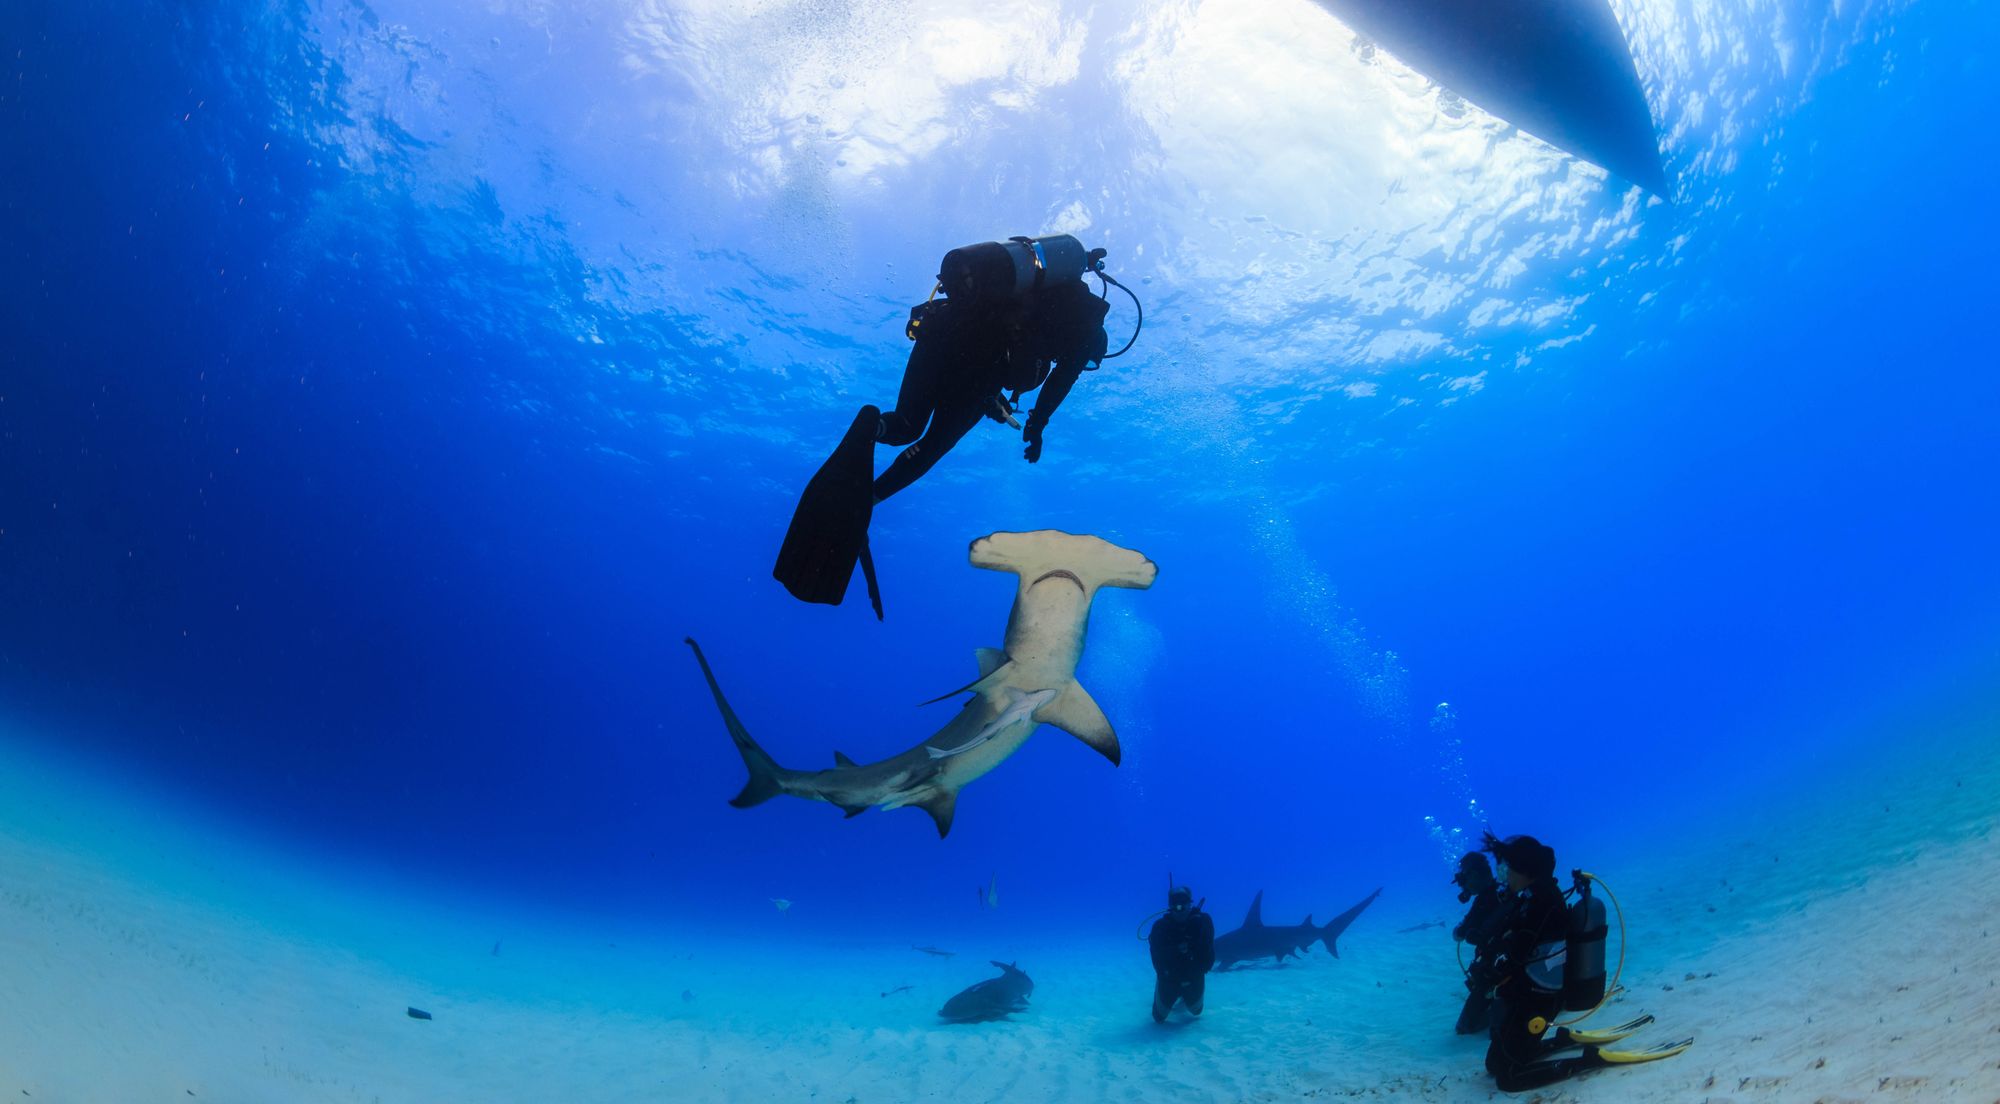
[1031,569,1084,592]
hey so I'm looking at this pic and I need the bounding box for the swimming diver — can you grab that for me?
[1452,850,1504,1035]
[1148,885,1215,1023]
[772,233,1137,618]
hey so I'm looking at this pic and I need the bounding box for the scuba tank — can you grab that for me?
[1562,872,1609,1011]
[937,234,1092,303]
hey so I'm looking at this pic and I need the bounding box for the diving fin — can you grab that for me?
[1593,1037,1694,1065]
[773,405,884,619]
[1552,1014,1655,1048]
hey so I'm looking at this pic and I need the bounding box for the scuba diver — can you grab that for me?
[1451,850,1504,1034]
[772,233,1140,619]
[1469,832,1692,1092]
[1148,885,1214,1023]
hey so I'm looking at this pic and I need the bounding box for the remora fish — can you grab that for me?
[686,530,1157,838]
[1213,888,1383,970]
[938,961,1033,1023]
[930,687,1058,760]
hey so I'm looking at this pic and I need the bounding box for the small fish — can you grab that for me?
[913,945,956,958]
[881,985,914,997]
[406,1007,432,1021]
[1397,920,1445,934]
[490,941,502,957]
[771,898,792,912]
[681,989,695,1003]
[979,872,999,909]
[928,687,1059,760]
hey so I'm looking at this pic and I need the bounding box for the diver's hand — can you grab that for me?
[1022,424,1044,463]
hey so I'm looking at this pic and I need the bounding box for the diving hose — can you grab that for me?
[1134,908,1167,941]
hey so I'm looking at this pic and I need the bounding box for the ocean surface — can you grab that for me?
[2,0,1997,1100]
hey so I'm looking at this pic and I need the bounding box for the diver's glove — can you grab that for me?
[1022,421,1044,463]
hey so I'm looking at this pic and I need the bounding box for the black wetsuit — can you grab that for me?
[1149,908,1215,1022]
[1478,877,1601,1092]
[873,279,1108,501]
[1453,884,1504,1035]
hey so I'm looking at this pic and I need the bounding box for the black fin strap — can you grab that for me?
[859,537,884,621]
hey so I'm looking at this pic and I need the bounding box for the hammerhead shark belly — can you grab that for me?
[685,530,1157,838]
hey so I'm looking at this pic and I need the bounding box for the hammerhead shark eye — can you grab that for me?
[1030,569,1085,592]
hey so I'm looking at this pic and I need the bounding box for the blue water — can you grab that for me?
[2,0,1997,1079]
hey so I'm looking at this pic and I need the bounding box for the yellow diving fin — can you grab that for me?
[1555,1014,1655,1048]
[1594,1037,1694,1064]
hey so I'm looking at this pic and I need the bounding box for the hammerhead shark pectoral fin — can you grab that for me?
[1038,681,1120,765]
[918,653,1013,706]
[919,791,959,838]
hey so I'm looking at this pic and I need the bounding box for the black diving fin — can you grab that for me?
[772,404,884,619]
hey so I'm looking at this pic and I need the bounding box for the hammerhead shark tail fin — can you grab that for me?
[684,637,789,808]
[1320,887,1384,958]
[1038,681,1120,764]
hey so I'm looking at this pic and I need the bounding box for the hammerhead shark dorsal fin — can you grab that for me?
[1039,681,1120,765]
[1243,890,1265,928]
[920,791,958,838]
[833,751,859,768]
[917,654,1013,706]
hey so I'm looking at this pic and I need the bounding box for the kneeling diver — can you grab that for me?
[772,234,1140,618]
[1471,832,1693,1093]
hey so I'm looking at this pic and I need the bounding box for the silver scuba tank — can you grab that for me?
[1562,881,1608,1011]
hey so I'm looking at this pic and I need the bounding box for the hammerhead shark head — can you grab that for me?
[686,530,1157,838]
[1212,888,1383,970]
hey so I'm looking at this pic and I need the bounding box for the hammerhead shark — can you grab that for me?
[686,530,1157,838]
[1213,888,1383,970]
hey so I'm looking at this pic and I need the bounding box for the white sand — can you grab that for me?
[2,723,1996,1103]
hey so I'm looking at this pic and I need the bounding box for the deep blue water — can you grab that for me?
[2,0,1996,940]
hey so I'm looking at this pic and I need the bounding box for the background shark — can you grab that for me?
[1212,888,1383,970]
[686,530,1157,838]
[938,962,1033,1024]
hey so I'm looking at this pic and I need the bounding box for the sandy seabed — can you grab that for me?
[2,721,1996,1104]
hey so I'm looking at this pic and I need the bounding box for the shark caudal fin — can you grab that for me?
[968,530,1157,592]
[684,638,789,808]
[1319,888,1383,958]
